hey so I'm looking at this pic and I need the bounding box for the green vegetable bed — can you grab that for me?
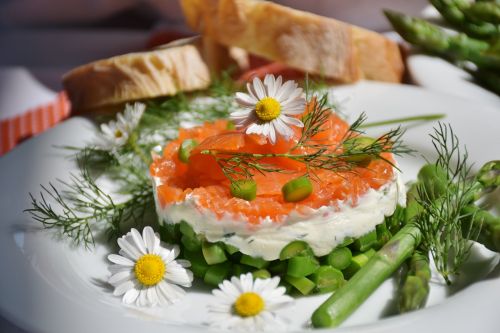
[159,219,396,295]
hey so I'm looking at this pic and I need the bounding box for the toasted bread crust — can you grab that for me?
[181,0,404,83]
[63,41,212,111]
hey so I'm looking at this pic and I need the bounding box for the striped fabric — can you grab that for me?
[0,92,71,156]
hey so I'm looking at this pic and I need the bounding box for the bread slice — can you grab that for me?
[180,0,404,83]
[63,37,233,111]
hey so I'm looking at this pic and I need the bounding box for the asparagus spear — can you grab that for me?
[311,158,500,328]
[430,0,500,39]
[398,249,431,313]
[464,2,500,24]
[311,222,422,328]
[462,205,500,253]
[384,10,500,69]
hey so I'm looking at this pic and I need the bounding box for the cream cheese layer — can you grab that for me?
[154,173,406,261]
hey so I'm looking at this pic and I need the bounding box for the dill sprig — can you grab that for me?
[415,123,481,284]
[27,82,236,247]
[25,149,154,247]
[295,94,332,148]
[202,92,412,182]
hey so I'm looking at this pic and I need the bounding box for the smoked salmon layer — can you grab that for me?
[150,113,396,226]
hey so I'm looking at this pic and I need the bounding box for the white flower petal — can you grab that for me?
[109,270,132,285]
[264,74,277,97]
[246,123,263,135]
[268,124,277,144]
[219,279,241,298]
[235,92,258,107]
[129,228,147,255]
[272,118,294,139]
[113,280,134,296]
[281,116,304,128]
[122,288,140,304]
[275,80,295,101]
[117,238,141,261]
[176,259,191,268]
[165,265,193,287]
[137,289,149,307]
[230,109,252,117]
[158,281,185,303]
[147,286,159,306]
[142,226,158,254]
[252,77,266,99]
[108,254,134,266]
[108,264,132,275]
[280,87,303,105]
[212,289,235,304]
[240,273,254,292]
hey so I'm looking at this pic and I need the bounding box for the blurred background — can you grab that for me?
[0,0,428,91]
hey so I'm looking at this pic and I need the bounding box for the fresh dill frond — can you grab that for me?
[415,123,481,284]
[201,98,412,182]
[295,93,332,148]
[25,149,154,248]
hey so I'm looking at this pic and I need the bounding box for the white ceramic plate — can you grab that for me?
[407,54,500,109]
[0,81,499,333]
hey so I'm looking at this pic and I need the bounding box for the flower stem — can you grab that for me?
[360,114,446,129]
[128,133,150,165]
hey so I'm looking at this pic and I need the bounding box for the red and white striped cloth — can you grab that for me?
[0,92,71,156]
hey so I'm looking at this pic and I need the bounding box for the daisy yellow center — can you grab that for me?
[134,254,165,286]
[114,129,124,138]
[233,292,265,317]
[255,97,281,122]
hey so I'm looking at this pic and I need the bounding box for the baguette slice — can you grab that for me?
[180,0,404,83]
[63,37,228,111]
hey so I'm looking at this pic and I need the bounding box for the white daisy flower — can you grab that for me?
[98,120,129,151]
[117,102,145,132]
[231,74,306,144]
[107,226,193,307]
[97,102,145,151]
[207,273,293,331]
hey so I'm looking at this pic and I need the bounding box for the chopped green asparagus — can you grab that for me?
[398,249,431,313]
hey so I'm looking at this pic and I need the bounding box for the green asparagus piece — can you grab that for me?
[202,241,227,265]
[351,229,377,252]
[240,254,269,269]
[476,160,500,191]
[462,205,500,253]
[232,264,252,276]
[252,269,272,280]
[430,0,500,39]
[384,10,499,68]
[376,222,392,249]
[285,275,316,295]
[325,247,352,270]
[224,243,239,255]
[287,256,319,277]
[311,223,421,328]
[268,260,288,274]
[398,249,431,313]
[279,240,314,260]
[310,266,345,293]
[386,204,406,234]
[464,2,500,24]
[183,250,210,278]
[204,262,232,286]
[343,249,376,279]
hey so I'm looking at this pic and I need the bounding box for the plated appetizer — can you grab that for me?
[149,74,406,294]
[22,0,500,331]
